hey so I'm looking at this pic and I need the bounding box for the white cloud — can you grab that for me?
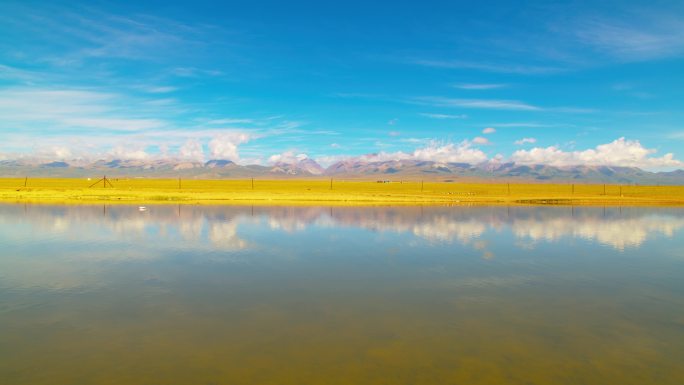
[179,139,204,161]
[572,15,684,61]
[482,127,496,134]
[351,140,489,164]
[144,86,177,94]
[493,122,556,128]
[417,97,541,111]
[515,137,537,145]
[0,64,41,82]
[453,83,507,90]
[268,151,309,164]
[171,67,223,78]
[208,132,252,161]
[388,118,399,125]
[413,59,564,75]
[0,87,170,133]
[63,118,165,131]
[472,137,491,145]
[109,145,149,160]
[206,118,256,125]
[42,146,73,160]
[420,113,468,119]
[347,141,489,165]
[511,137,682,169]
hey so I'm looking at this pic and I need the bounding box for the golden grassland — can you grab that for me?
[1,177,684,206]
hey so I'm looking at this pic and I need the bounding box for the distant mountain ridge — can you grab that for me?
[1,158,683,184]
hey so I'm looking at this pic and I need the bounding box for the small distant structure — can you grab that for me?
[376,180,390,183]
[89,175,114,188]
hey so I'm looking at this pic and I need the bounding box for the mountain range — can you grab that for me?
[1,157,683,184]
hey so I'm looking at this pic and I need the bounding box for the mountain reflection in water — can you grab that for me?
[2,204,682,250]
[1,204,684,385]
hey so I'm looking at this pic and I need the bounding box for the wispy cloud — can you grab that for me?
[206,118,256,125]
[453,83,507,90]
[0,64,43,82]
[0,87,170,132]
[490,122,560,128]
[419,113,468,119]
[415,97,541,111]
[571,14,684,61]
[62,118,166,131]
[170,67,224,78]
[413,59,565,75]
[143,86,178,94]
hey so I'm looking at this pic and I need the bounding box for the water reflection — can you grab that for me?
[2,204,683,251]
[2,204,684,384]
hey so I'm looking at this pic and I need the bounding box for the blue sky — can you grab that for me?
[1,0,683,169]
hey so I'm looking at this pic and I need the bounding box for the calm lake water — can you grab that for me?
[1,204,684,384]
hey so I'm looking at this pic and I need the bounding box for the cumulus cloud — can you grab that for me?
[268,151,309,164]
[49,146,73,160]
[482,127,496,134]
[411,140,489,163]
[472,137,491,145]
[515,137,537,145]
[511,137,682,169]
[208,132,252,161]
[109,145,149,160]
[179,139,204,161]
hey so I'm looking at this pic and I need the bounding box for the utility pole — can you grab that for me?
[603,184,606,195]
[24,177,27,188]
[251,178,254,190]
[89,175,114,188]
[507,183,510,195]
[178,177,181,190]
[330,178,333,190]
[572,184,575,195]
[421,180,424,193]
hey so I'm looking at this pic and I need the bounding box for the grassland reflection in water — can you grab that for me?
[2,204,683,251]
[1,204,684,384]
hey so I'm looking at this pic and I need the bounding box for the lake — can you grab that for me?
[1,204,684,384]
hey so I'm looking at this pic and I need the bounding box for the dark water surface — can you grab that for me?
[1,204,684,384]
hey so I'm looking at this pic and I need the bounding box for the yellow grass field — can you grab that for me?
[1,177,684,206]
